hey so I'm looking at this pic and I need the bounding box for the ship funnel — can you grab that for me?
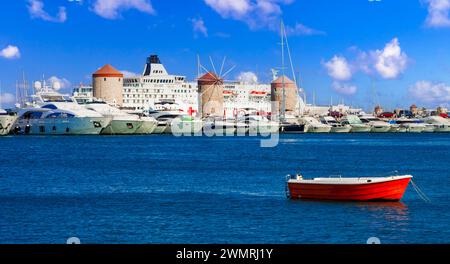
[143,55,162,76]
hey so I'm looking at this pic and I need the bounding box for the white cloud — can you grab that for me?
[237,71,258,84]
[323,56,352,81]
[372,38,408,79]
[120,70,139,77]
[409,80,450,105]
[0,93,15,105]
[424,0,450,28]
[92,0,155,19]
[204,0,252,19]
[285,23,325,36]
[203,0,317,33]
[324,38,409,81]
[331,81,357,96]
[0,45,20,59]
[27,0,67,23]
[47,76,71,91]
[190,17,208,37]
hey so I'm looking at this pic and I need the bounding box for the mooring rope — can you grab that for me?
[410,179,431,203]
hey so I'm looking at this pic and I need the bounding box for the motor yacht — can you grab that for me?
[148,109,202,135]
[13,84,111,135]
[300,116,331,133]
[320,116,351,133]
[341,115,372,133]
[423,116,450,133]
[359,115,391,133]
[393,118,426,133]
[239,114,279,135]
[84,101,155,135]
[0,109,17,135]
[202,116,241,136]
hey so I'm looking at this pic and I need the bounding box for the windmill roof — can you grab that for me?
[93,64,123,77]
[272,75,295,84]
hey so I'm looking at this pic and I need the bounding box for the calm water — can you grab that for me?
[0,134,449,244]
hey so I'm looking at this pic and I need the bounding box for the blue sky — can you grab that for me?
[1,0,450,110]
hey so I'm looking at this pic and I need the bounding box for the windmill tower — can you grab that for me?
[197,56,235,119]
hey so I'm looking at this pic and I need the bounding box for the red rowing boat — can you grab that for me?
[287,174,412,201]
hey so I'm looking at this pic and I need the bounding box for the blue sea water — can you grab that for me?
[0,134,449,244]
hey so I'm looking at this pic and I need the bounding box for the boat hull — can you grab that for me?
[370,125,391,133]
[331,126,352,133]
[13,117,111,135]
[101,120,142,135]
[0,115,17,135]
[350,125,372,133]
[288,177,411,201]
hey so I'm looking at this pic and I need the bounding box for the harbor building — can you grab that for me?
[92,64,124,107]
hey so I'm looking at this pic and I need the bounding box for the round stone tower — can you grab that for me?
[198,72,224,118]
[92,64,124,106]
[271,75,298,116]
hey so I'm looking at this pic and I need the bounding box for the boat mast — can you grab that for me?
[281,21,286,122]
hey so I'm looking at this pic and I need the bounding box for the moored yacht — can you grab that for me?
[341,115,372,133]
[320,116,351,133]
[423,116,450,133]
[240,114,279,135]
[13,84,111,135]
[393,118,426,133]
[301,116,331,133]
[359,115,391,133]
[84,101,156,134]
[0,109,17,135]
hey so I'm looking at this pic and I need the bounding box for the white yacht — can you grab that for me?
[359,115,391,133]
[320,116,351,133]
[13,83,111,135]
[423,116,450,132]
[300,116,332,133]
[393,118,426,133]
[83,101,156,134]
[240,114,279,135]
[341,115,372,133]
[0,109,17,135]
[202,116,242,136]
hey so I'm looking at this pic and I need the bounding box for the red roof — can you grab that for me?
[198,72,223,85]
[93,64,123,78]
[271,75,295,84]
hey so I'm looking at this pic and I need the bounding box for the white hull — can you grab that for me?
[370,125,391,133]
[0,115,17,135]
[101,120,142,135]
[306,125,331,133]
[434,125,450,133]
[402,124,425,133]
[169,120,204,135]
[135,119,157,134]
[350,125,372,133]
[331,126,352,133]
[422,125,436,133]
[248,122,280,135]
[152,121,168,134]
[14,117,111,135]
[203,121,236,136]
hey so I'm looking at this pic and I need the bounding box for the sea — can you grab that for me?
[0,133,449,244]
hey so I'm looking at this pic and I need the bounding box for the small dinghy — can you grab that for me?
[286,174,412,201]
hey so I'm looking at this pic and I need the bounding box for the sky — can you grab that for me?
[1,0,450,111]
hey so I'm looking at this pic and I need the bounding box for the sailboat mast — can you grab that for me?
[281,21,286,122]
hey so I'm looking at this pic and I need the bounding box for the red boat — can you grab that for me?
[287,174,412,201]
